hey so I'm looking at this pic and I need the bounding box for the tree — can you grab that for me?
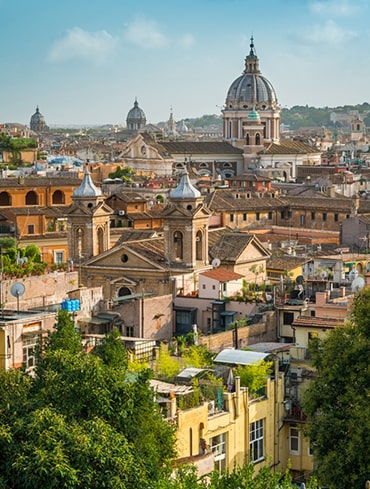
[233,359,273,396]
[0,311,176,488]
[93,327,128,369]
[303,288,370,489]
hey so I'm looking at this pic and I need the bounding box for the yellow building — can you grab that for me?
[155,350,286,477]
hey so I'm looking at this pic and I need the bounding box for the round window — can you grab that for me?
[121,254,129,263]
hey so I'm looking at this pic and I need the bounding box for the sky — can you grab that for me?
[1,0,369,127]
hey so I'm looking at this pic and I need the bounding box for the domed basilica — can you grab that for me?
[222,36,280,148]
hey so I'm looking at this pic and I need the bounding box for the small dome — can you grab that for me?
[225,37,277,110]
[126,98,146,131]
[170,171,201,199]
[30,106,48,133]
[248,109,260,121]
[73,167,102,197]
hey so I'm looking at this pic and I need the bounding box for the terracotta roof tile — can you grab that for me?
[200,268,244,281]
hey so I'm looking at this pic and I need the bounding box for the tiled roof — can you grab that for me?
[115,230,161,244]
[123,237,166,264]
[210,232,254,261]
[0,206,68,217]
[158,141,243,155]
[0,177,81,188]
[292,316,345,328]
[200,267,244,281]
[282,195,352,211]
[261,140,320,155]
[206,189,285,211]
[267,255,310,271]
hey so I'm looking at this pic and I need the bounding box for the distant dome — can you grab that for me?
[225,37,277,111]
[30,106,48,133]
[248,109,261,121]
[170,171,201,199]
[73,167,102,198]
[126,98,147,132]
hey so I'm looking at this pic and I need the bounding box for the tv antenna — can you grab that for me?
[10,282,25,313]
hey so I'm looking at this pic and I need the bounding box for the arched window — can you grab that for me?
[196,230,203,261]
[118,287,131,297]
[256,133,261,145]
[174,231,183,260]
[52,190,65,205]
[246,133,250,145]
[0,192,11,206]
[25,191,38,205]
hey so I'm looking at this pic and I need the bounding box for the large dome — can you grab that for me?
[225,38,278,111]
[126,98,146,131]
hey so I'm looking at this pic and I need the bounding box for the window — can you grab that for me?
[283,312,294,325]
[243,213,247,221]
[281,211,285,219]
[268,211,273,220]
[250,419,264,463]
[202,284,206,289]
[210,433,226,472]
[27,224,35,234]
[23,336,38,369]
[323,212,327,221]
[289,427,300,455]
[311,212,315,220]
[300,214,305,226]
[212,285,216,290]
[230,213,234,223]
[125,325,134,337]
[334,213,339,222]
[54,251,64,265]
[256,212,260,221]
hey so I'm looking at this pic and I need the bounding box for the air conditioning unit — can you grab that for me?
[118,210,125,216]
[290,368,302,382]
[208,400,215,415]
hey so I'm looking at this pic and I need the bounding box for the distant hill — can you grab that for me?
[184,103,370,131]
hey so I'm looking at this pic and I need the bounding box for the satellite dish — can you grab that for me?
[351,276,365,292]
[296,275,304,284]
[349,269,359,281]
[10,282,25,313]
[10,282,25,298]
[319,270,327,279]
[211,258,221,269]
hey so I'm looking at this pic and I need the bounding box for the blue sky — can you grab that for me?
[1,0,369,126]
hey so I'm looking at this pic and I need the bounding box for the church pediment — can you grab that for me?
[121,133,165,161]
[83,238,167,271]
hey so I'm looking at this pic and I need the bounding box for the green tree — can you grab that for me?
[303,288,370,489]
[234,360,273,396]
[0,312,176,488]
[93,327,128,369]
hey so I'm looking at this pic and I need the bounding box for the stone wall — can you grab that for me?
[198,311,277,351]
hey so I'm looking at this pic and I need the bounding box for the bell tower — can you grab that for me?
[162,171,211,269]
[67,167,112,262]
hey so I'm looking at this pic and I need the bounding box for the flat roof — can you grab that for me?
[214,349,269,366]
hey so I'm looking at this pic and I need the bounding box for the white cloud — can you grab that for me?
[301,19,355,44]
[178,34,195,48]
[309,0,361,16]
[123,18,167,48]
[48,27,117,63]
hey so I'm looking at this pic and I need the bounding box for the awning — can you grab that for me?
[214,349,269,366]
[319,261,335,268]
[22,329,49,337]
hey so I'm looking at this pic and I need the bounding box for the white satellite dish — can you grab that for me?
[319,270,327,279]
[349,269,359,281]
[351,276,365,292]
[10,282,25,313]
[211,258,221,269]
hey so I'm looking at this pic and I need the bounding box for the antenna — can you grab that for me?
[10,282,25,313]
[211,258,221,269]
